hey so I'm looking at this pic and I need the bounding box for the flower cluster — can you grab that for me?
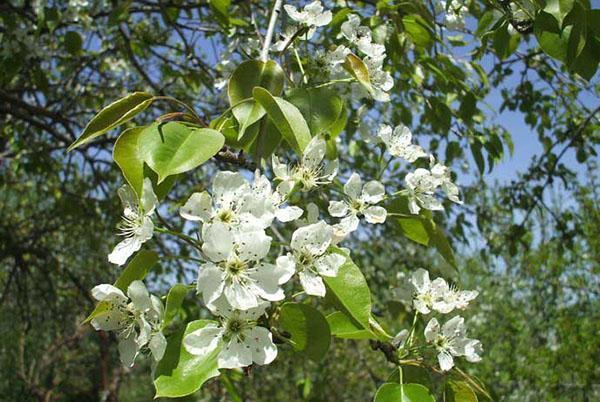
[90,280,166,367]
[394,268,481,371]
[283,0,332,40]
[436,0,468,30]
[377,124,462,215]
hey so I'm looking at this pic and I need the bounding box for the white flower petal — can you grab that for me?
[362,180,385,204]
[225,282,259,310]
[108,236,142,266]
[180,192,213,222]
[328,200,349,217]
[424,317,440,342]
[149,331,167,361]
[302,137,326,169]
[202,222,234,262]
[363,206,387,224]
[275,254,297,283]
[291,221,332,256]
[276,205,304,222]
[197,263,226,306]
[127,280,152,312]
[438,350,454,371]
[219,338,253,369]
[91,284,127,303]
[314,253,345,277]
[248,326,278,365]
[118,332,139,368]
[344,173,362,200]
[250,263,288,301]
[339,213,360,234]
[299,270,326,297]
[212,171,249,207]
[184,323,224,357]
[411,268,431,293]
[235,230,271,261]
[141,177,158,214]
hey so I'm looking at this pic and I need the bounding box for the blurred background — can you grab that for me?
[0,0,598,401]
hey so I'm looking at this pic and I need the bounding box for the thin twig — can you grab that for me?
[260,0,283,62]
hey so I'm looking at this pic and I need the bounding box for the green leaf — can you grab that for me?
[139,122,224,183]
[374,383,437,402]
[113,126,146,197]
[252,87,311,154]
[343,53,372,93]
[475,10,497,37]
[154,320,221,398]
[228,60,285,137]
[84,250,158,323]
[68,92,154,151]
[64,31,82,55]
[445,381,478,402]
[287,88,343,136]
[402,15,433,48]
[163,284,189,329]
[326,311,376,339]
[322,248,372,330]
[279,302,331,362]
[534,11,570,62]
[543,0,574,25]
[398,217,430,246]
[493,22,521,60]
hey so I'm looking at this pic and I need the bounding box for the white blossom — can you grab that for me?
[276,221,345,297]
[197,222,294,310]
[438,0,468,30]
[247,170,304,224]
[328,172,387,237]
[91,281,166,367]
[429,156,463,205]
[184,297,277,369]
[405,168,444,215]
[272,136,338,193]
[395,269,478,314]
[179,171,267,234]
[108,178,157,266]
[378,124,427,162]
[424,316,483,371]
[284,1,332,39]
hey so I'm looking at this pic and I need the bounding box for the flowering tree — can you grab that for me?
[68,2,492,400]
[2,0,599,400]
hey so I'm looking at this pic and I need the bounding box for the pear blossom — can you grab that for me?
[395,269,478,314]
[179,171,265,233]
[197,222,294,310]
[405,168,444,215]
[437,0,468,30]
[272,136,338,193]
[392,329,409,349]
[276,221,345,297]
[328,172,387,236]
[378,124,427,162]
[247,170,304,224]
[424,316,483,371]
[284,1,332,39]
[184,297,277,369]
[429,156,463,205]
[90,280,166,367]
[108,178,157,266]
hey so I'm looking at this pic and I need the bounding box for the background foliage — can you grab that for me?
[0,0,598,401]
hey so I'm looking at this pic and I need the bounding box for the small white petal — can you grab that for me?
[339,213,360,234]
[118,332,139,368]
[299,270,326,297]
[361,180,385,204]
[302,137,326,169]
[141,177,158,214]
[225,282,259,310]
[291,221,332,256]
[127,280,152,312]
[275,254,297,283]
[197,263,226,306]
[180,192,213,222]
[363,206,387,224]
[235,230,271,261]
[343,173,362,200]
[248,326,278,365]
[149,332,167,361]
[328,200,349,217]
[275,206,304,222]
[202,222,234,262]
[108,236,142,266]
[91,284,127,303]
[424,317,440,342]
[314,253,345,277]
[219,338,253,369]
[184,323,224,356]
[438,350,454,371]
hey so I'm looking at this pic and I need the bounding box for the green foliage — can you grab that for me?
[374,383,436,402]
[154,320,221,398]
[279,302,331,362]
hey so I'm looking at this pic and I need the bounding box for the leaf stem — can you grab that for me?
[153,96,204,125]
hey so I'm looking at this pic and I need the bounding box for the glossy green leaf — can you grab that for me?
[163,284,189,329]
[154,320,221,398]
[543,0,574,25]
[139,122,224,183]
[402,15,433,48]
[84,250,158,323]
[374,383,437,402]
[326,311,376,339]
[287,87,344,136]
[228,60,285,137]
[279,302,331,362]
[68,92,154,151]
[113,126,146,197]
[398,217,430,246]
[534,12,570,62]
[252,87,311,153]
[445,380,478,402]
[322,248,372,330]
[64,31,82,55]
[493,22,521,60]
